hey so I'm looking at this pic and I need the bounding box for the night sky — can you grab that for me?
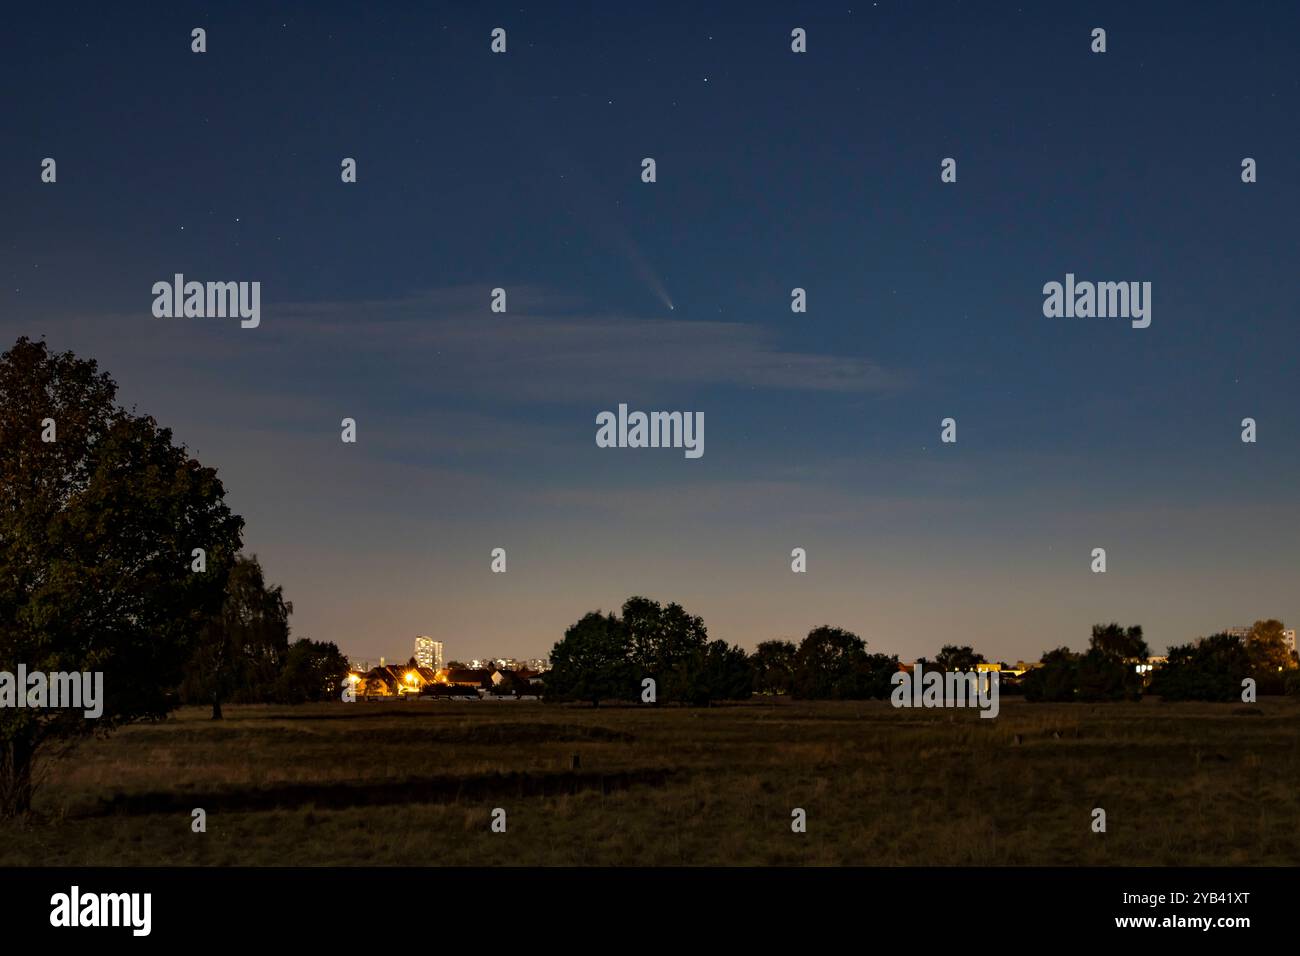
[4,1,1298,664]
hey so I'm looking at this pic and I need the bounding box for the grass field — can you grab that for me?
[4,696,1298,866]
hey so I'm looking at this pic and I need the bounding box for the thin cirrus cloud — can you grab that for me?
[264,288,905,403]
[9,286,902,420]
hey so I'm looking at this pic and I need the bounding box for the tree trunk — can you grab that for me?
[211,696,223,720]
[0,734,36,817]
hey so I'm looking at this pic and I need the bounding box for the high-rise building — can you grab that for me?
[415,636,444,671]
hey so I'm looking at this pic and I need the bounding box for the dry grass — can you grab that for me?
[3,696,1298,865]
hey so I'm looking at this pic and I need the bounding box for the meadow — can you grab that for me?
[4,696,1298,866]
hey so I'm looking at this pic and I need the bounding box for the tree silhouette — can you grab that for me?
[934,644,987,672]
[546,611,637,706]
[276,639,349,703]
[791,626,894,700]
[1245,619,1295,674]
[0,338,243,815]
[1150,633,1251,702]
[752,640,797,695]
[1089,623,1149,660]
[181,555,291,718]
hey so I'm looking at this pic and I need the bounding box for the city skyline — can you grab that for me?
[5,2,1298,665]
[349,641,547,672]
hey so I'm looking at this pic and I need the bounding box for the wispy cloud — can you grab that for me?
[11,287,903,408]
[269,287,904,401]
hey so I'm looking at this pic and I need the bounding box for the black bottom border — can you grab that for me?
[1,866,1284,941]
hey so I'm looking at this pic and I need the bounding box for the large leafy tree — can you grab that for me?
[1089,623,1149,661]
[670,639,754,706]
[751,639,798,695]
[1077,647,1142,701]
[840,652,901,700]
[0,338,243,815]
[545,611,637,706]
[1022,627,1149,704]
[792,625,869,699]
[180,554,291,718]
[1149,633,1251,702]
[623,596,708,700]
[934,644,987,672]
[1245,619,1296,674]
[276,638,349,704]
[1022,647,1080,702]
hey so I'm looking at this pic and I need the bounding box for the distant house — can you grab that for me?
[358,668,397,698]
[440,668,494,689]
[513,668,544,688]
[1133,656,1167,680]
[359,665,439,698]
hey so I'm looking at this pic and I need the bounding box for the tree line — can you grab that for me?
[545,596,966,705]
[545,600,1300,706]
[1019,621,1299,703]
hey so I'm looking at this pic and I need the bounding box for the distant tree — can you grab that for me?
[934,644,987,672]
[0,338,243,816]
[1149,633,1251,702]
[1077,647,1141,701]
[547,599,753,706]
[751,640,798,695]
[1022,647,1081,703]
[1089,623,1149,661]
[1245,619,1295,674]
[445,660,468,670]
[839,652,901,700]
[623,596,708,701]
[545,611,637,707]
[277,639,349,703]
[792,626,871,700]
[672,640,753,705]
[1024,629,1149,704]
[180,555,291,718]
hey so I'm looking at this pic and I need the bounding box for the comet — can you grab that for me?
[528,140,675,313]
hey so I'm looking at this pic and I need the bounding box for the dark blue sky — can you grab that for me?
[5,1,1298,663]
